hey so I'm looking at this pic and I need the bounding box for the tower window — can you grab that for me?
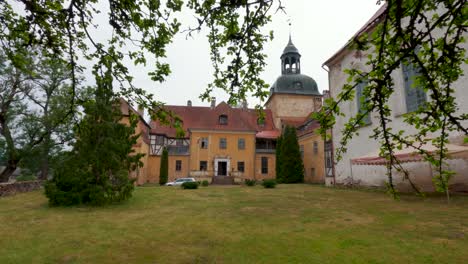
[219,114,228,125]
[293,81,303,90]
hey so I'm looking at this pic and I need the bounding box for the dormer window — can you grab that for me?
[219,114,228,125]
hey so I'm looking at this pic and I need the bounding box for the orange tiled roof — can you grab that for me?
[150,102,279,138]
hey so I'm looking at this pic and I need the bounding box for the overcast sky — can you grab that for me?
[13,0,382,108]
[134,0,382,107]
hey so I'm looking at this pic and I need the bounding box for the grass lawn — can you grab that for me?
[0,184,467,263]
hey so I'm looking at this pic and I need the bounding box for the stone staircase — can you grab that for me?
[211,176,235,185]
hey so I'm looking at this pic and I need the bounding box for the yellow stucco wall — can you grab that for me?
[298,132,325,183]
[147,156,161,183]
[167,156,190,181]
[120,116,151,185]
[188,130,257,180]
[254,153,276,179]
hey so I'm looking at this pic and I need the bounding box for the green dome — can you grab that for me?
[271,74,320,96]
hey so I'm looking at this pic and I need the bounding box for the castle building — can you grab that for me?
[125,37,326,185]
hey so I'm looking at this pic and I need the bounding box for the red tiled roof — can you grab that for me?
[150,102,279,138]
[297,119,321,137]
[256,130,281,139]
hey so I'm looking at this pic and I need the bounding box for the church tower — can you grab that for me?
[265,36,323,129]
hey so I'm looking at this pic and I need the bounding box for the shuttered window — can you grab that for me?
[356,80,371,125]
[402,62,426,112]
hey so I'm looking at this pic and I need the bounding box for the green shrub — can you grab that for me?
[201,180,209,187]
[181,182,199,189]
[16,174,37,182]
[244,179,256,186]
[262,179,277,188]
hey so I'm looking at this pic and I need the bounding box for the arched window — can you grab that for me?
[219,114,228,125]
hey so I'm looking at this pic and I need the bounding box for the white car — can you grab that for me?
[165,178,196,186]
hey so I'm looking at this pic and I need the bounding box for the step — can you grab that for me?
[211,176,235,185]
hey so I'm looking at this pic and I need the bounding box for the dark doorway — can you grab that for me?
[217,161,227,176]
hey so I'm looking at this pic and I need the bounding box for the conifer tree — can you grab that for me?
[275,135,283,183]
[159,147,169,185]
[279,126,304,183]
[44,61,143,206]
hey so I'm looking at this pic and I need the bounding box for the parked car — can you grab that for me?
[165,178,196,186]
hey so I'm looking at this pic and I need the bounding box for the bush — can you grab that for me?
[201,180,209,187]
[16,174,37,182]
[181,182,199,189]
[244,179,256,186]
[45,156,135,206]
[262,179,277,188]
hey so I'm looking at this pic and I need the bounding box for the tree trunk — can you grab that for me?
[39,156,49,180]
[0,159,19,182]
[39,124,51,180]
[0,115,21,182]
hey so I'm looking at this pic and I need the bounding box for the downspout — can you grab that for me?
[321,63,337,185]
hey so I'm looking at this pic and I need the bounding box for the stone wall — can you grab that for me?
[0,181,43,197]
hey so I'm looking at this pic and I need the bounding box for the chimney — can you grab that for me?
[242,100,248,109]
[137,105,144,116]
[187,100,192,107]
[210,97,216,108]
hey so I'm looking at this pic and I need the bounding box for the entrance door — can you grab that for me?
[217,161,227,176]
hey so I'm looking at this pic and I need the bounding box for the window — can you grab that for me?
[300,145,304,158]
[199,161,207,171]
[219,138,227,149]
[200,137,208,149]
[150,135,164,145]
[261,157,268,174]
[294,81,303,89]
[356,80,371,125]
[238,138,245,150]
[237,161,245,172]
[311,168,316,178]
[402,62,426,112]
[313,141,318,155]
[219,114,228,125]
[175,160,182,171]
